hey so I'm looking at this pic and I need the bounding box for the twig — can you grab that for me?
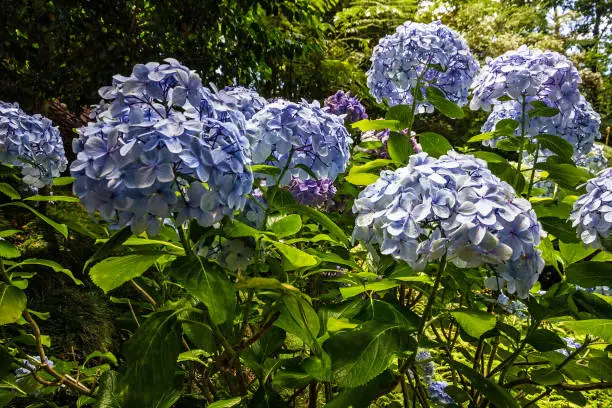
[523,389,551,407]
[235,311,281,351]
[130,280,157,308]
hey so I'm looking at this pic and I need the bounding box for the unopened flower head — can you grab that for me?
[352,151,544,297]
[0,101,68,187]
[470,45,582,113]
[324,90,367,123]
[367,21,479,113]
[247,99,352,185]
[70,59,253,236]
[570,168,612,248]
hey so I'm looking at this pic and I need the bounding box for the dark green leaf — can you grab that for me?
[425,86,465,118]
[527,329,566,352]
[566,262,612,288]
[285,204,349,247]
[449,361,518,407]
[248,385,287,408]
[535,162,591,189]
[534,134,574,161]
[94,370,122,408]
[0,241,20,259]
[532,368,564,385]
[496,136,523,151]
[326,370,396,408]
[171,256,236,325]
[495,118,520,135]
[529,106,560,118]
[90,254,161,293]
[387,131,412,164]
[275,294,320,345]
[451,310,496,338]
[385,105,413,128]
[0,183,20,200]
[85,226,132,271]
[0,202,68,238]
[0,283,26,325]
[539,217,580,243]
[419,132,453,158]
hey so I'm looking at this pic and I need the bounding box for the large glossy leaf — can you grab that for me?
[285,204,349,247]
[269,241,317,268]
[534,134,574,161]
[426,86,465,118]
[535,162,591,189]
[449,361,518,408]
[385,105,413,129]
[0,241,20,259]
[270,214,302,237]
[345,171,379,186]
[94,370,122,408]
[85,226,132,271]
[539,217,580,243]
[275,295,320,345]
[560,319,612,343]
[387,131,412,164]
[326,370,396,408]
[324,321,414,387]
[0,283,26,325]
[171,256,236,325]
[419,132,452,158]
[451,310,496,338]
[352,119,399,132]
[566,262,612,288]
[122,311,181,408]
[527,329,566,352]
[90,254,161,293]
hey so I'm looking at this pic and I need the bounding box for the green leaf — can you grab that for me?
[527,329,567,351]
[0,229,21,238]
[467,132,497,143]
[534,134,574,161]
[385,105,413,128]
[352,119,399,132]
[209,397,242,408]
[94,370,122,408]
[339,280,399,299]
[529,106,560,118]
[345,171,379,186]
[285,204,349,247]
[95,237,184,253]
[0,283,26,325]
[496,136,523,151]
[177,349,207,365]
[0,202,67,238]
[83,351,118,367]
[539,217,580,243]
[11,258,83,285]
[325,321,413,387]
[387,131,412,164]
[24,195,79,202]
[566,262,612,287]
[532,368,564,385]
[449,361,518,407]
[90,254,161,293]
[451,310,496,338]
[419,132,453,158]
[473,151,509,165]
[535,162,591,189]
[249,165,280,176]
[495,118,520,135]
[270,241,317,268]
[349,159,393,174]
[425,86,465,118]
[171,256,236,325]
[52,176,75,186]
[270,214,302,237]
[0,241,20,259]
[0,183,20,200]
[85,227,133,271]
[275,295,320,345]
[561,320,612,343]
[326,370,397,408]
[123,310,181,408]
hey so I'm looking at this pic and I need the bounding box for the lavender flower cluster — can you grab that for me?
[324,90,367,123]
[570,168,612,248]
[287,177,336,207]
[247,99,352,185]
[367,21,479,112]
[0,101,68,187]
[70,59,253,235]
[352,151,544,297]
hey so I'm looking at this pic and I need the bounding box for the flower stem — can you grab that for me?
[514,95,528,191]
[417,253,447,344]
[527,142,540,198]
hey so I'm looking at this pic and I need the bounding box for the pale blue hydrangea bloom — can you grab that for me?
[481,95,601,162]
[428,380,454,405]
[0,101,68,187]
[71,59,253,235]
[367,21,479,113]
[238,188,266,229]
[287,177,336,207]
[352,151,544,297]
[246,99,352,185]
[471,45,582,113]
[576,143,608,174]
[217,86,267,120]
[570,168,612,248]
[556,337,582,357]
[15,356,54,379]
[324,90,368,123]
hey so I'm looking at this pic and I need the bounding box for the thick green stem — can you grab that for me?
[0,258,10,283]
[178,225,192,255]
[514,95,528,191]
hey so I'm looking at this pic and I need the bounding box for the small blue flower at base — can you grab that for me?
[556,337,582,357]
[570,168,612,248]
[324,90,368,123]
[367,21,479,113]
[352,151,544,298]
[0,101,68,188]
[70,59,254,236]
[15,356,54,379]
[428,380,455,405]
[246,99,352,185]
[470,45,582,114]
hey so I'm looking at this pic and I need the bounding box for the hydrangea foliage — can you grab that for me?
[70,59,253,235]
[367,21,479,112]
[247,99,352,185]
[470,45,582,113]
[0,101,68,187]
[352,151,544,297]
[570,168,612,248]
[324,90,367,123]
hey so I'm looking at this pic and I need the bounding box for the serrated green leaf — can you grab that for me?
[425,86,465,118]
[527,329,567,351]
[535,162,591,189]
[269,241,317,268]
[539,217,581,243]
[451,310,496,338]
[90,254,161,293]
[534,134,574,161]
[270,214,302,237]
[419,132,452,158]
[0,241,20,259]
[385,105,413,128]
[275,294,320,345]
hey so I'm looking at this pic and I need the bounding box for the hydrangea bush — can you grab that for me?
[1,20,611,408]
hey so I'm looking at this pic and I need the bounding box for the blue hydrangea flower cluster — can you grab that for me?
[367,21,479,112]
[0,101,68,187]
[352,151,544,297]
[238,188,267,229]
[15,356,54,379]
[70,59,253,236]
[287,176,336,207]
[470,45,582,113]
[247,99,352,185]
[578,285,612,296]
[324,90,368,123]
[481,95,601,161]
[576,143,608,174]
[428,381,455,405]
[217,86,267,120]
[556,337,582,357]
[570,168,612,248]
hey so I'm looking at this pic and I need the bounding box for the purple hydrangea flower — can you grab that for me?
[352,151,544,297]
[367,21,479,112]
[247,99,352,185]
[324,90,368,123]
[0,101,68,187]
[570,168,612,248]
[217,86,267,120]
[287,177,336,207]
[470,45,582,113]
[428,380,454,405]
[71,59,253,236]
